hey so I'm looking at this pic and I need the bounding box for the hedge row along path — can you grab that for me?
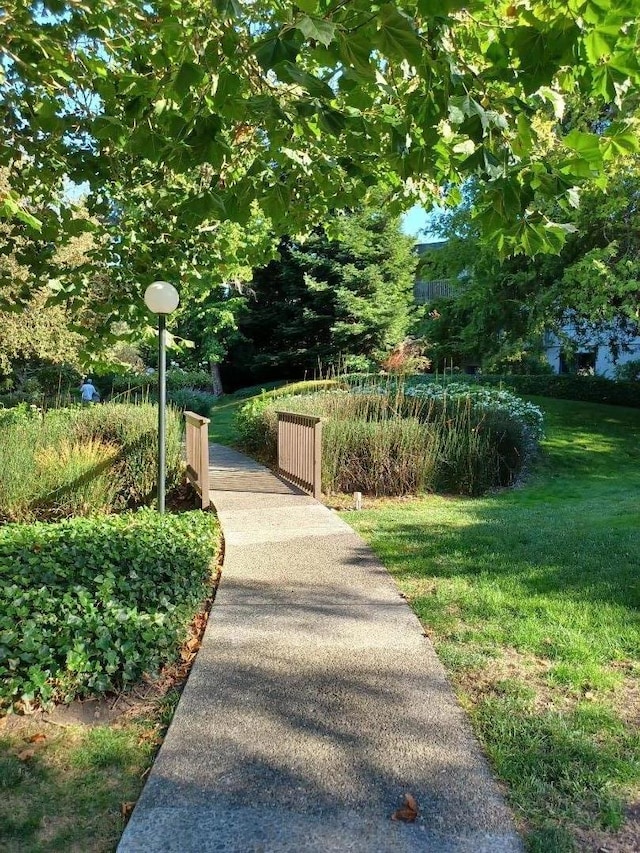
[119,445,522,852]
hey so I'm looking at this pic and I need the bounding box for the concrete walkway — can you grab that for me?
[118,446,523,853]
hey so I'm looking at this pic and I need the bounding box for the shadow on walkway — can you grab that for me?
[118,445,523,853]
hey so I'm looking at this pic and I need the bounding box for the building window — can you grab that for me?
[560,349,597,375]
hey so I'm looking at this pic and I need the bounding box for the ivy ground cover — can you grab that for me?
[0,510,220,711]
[0,509,220,850]
[342,397,640,852]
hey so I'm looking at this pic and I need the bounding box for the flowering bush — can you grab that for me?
[379,339,431,375]
[404,381,545,440]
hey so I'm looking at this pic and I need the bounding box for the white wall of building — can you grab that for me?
[544,324,640,378]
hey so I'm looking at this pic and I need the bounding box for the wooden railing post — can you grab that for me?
[276,411,322,499]
[199,420,210,509]
[184,411,210,509]
[313,418,322,500]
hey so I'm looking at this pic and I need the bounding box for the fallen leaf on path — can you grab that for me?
[391,792,419,822]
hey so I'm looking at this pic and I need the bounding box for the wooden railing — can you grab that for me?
[276,411,322,499]
[414,278,455,304]
[184,411,210,509]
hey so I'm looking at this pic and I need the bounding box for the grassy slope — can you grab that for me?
[342,397,640,851]
[208,397,245,446]
[207,381,288,446]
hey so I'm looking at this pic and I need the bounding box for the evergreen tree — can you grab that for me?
[228,208,417,384]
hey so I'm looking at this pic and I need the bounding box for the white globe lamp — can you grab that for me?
[144,281,180,315]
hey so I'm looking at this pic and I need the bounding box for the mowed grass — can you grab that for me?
[208,397,245,446]
[342,397,640,851]
[0,691,179,852]
[208,381,288,446]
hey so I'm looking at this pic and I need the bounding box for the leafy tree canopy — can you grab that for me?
[0,207,114,385]
[2,0,639,299]
[417,154,640,371]
[169,214,275,393]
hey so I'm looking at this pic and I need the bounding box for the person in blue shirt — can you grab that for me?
[80,378,99,404]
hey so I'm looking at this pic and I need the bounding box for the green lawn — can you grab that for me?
[0,691,179,851]
[208,397,245,445]
[207,381,287,446]
[342,397,640,852]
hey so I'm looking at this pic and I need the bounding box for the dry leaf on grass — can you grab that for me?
[391,792,419,822]
[121,802,136,821]
[15,733,49,761]
[27,732,47,743]
[16,747,37,761]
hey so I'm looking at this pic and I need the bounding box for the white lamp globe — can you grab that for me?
[144,281,180,314]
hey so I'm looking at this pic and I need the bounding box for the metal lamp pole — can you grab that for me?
[157,312,167,513]
[144,282,180,514]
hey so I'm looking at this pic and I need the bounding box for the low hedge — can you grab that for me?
[476,374,640,408]
[101,388,218,417]
[166,388,219,416]
[235,379,345,452]
[399,373,640,408]
[0,510,219,711]
[346,372,640,409]
[106,369,213,398]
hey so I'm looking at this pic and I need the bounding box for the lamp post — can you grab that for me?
[144,281,180,514]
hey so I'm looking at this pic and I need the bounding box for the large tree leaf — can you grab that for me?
[375,5,423,66]
[253,34,300,70]
[0,194,41,231]
[318,106,346,136]
[295,16,336,47]
[215,0,243,18]
[564,129,603,167]
[511,23,580,92]
[172,62,205,99]
[337,33,374,79]
[275,61,335,99]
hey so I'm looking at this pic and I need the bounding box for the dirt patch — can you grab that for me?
[453,646,640,724]
[453,646,562,714]
[449,647,640,850]
[610,661,640,730]
[571,799,640,853]
[166,481,202,513]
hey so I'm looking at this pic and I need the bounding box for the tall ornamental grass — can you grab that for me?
[236,383,543,496]
[0,403,182,522]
